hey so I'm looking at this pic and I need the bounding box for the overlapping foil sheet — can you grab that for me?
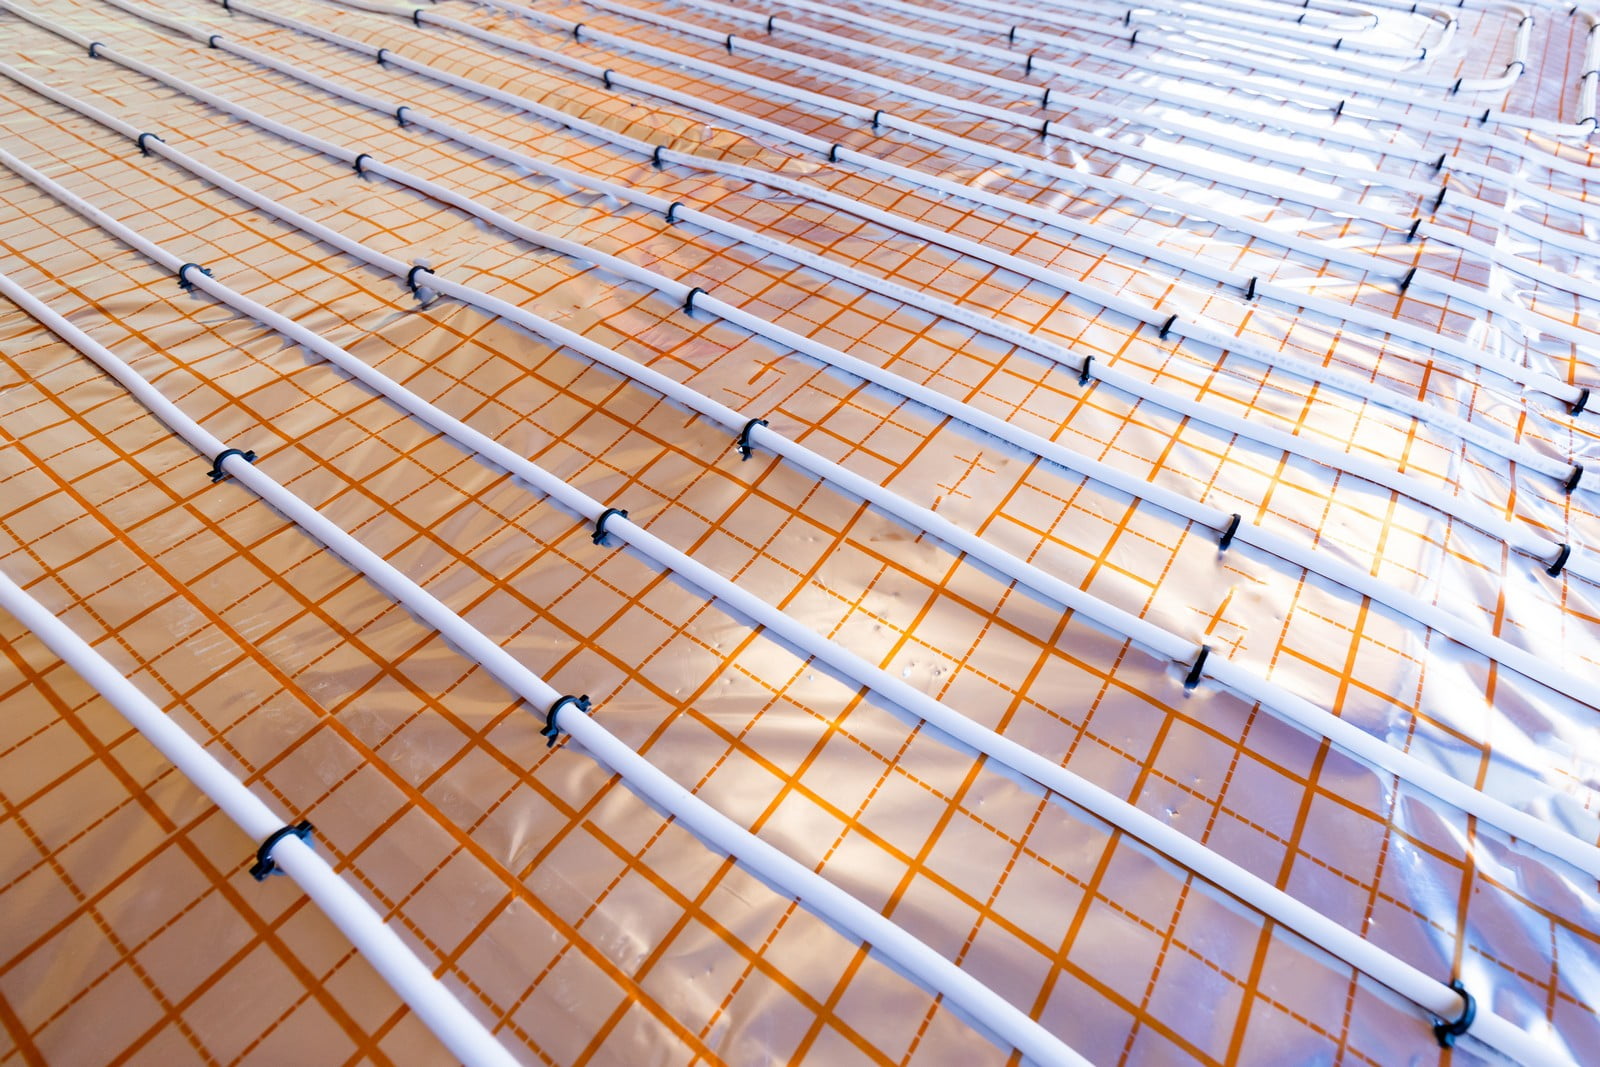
[0,0,1596,1062]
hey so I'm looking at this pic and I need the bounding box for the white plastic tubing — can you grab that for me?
[0,92,1579,1067]
[49,3,1600,715]
[0,179,1092,1067]
[3,29,1600,1062]
[643,0,1595,300]
[11,24,1600,885]
[204,1,1598,517]
[481,0,1600,382]
[794,0,1600,213]
[0,276,524,1067]
[310,0,1596,490]
[882,0,1600,202]
[168,0,1600,584]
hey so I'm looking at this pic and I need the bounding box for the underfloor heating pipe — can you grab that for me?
[461,0,1600,369]
[248,0,1595,481]
[32,17,1600,708]
[0,44,1590,1063]
[0,238,1572,1067]
[831,0,1600,175]
[4,67,1599,904]
[638,0,1596,294]
[0,279,524,1067]
[95,0,1599,541]
[0,267,1088,1067]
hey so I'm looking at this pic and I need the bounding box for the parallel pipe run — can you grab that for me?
[244,0,1591,490]
[0,570,520,1067]
[4,40,1599,901]
[629,0,1595,296]
[37,14,1599,710]
[111,0,1597,567]
[0,37,1589,1067]
[0,271,1086,1067]
[456,0,1600,382]
[0,290,520,1067]
[0,157,1575,1067]
[838,0,1600,186]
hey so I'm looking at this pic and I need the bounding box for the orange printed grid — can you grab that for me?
[2,0,1598,1064]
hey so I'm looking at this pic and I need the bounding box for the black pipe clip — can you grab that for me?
[737,417,768,460]
[405,264,435,298]
[1563,463,1584,495]
[1431,185,1448,213]
[1547,543,1572,578]
[1158,313,1178,340]
[665,201,684,224]
[1218,513,1241,551]
[571,21,584,41]
[1432,979,1477,1048]
[250,820,314,880]
[1333,100,1345,120]
[207,447,257,483]
[683,286,707,315]
[412,7,423,26]
[1478,108,1491,125]
[1451,76,1463,95]
[1025,52,1035,75]
[871,109,884,131]
[828,143,842,163]
[352,153,374,176]
[1041,87,1052,109]
[177,262,213,291]
[592,507,629,545]
[137,132,165,157]
[1129,29,1141,45]
[88,41,105,59]
[209,34,222,49]
[1077,354,1093,387]
[1183,645,1210,691]
[1570,387,1590,417]
[766,14,777,33]
[1433,152,1448,172]
[602,68,615,90]
[652,144,667,169]
[1399,266,1417,293]
[1244,276,1258,301]
[1507,60,1525,75]
[395,106,411,128]
[1406,217,1422,241]
[724,33,735,54]
[541,694,591,748]
[376,47,390,66]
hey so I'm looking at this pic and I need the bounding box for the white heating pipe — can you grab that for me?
[0,238,1568,1067]
[471,0,1600,369]
[631,0,1595,293]
[0,47,1585,1067]
[0,267,1086,1067]
[204,0,1599,478]
[4,57,1599,898]
[0,283,523,1067]
[40,11,1600,709]
[278,0,1594,480]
